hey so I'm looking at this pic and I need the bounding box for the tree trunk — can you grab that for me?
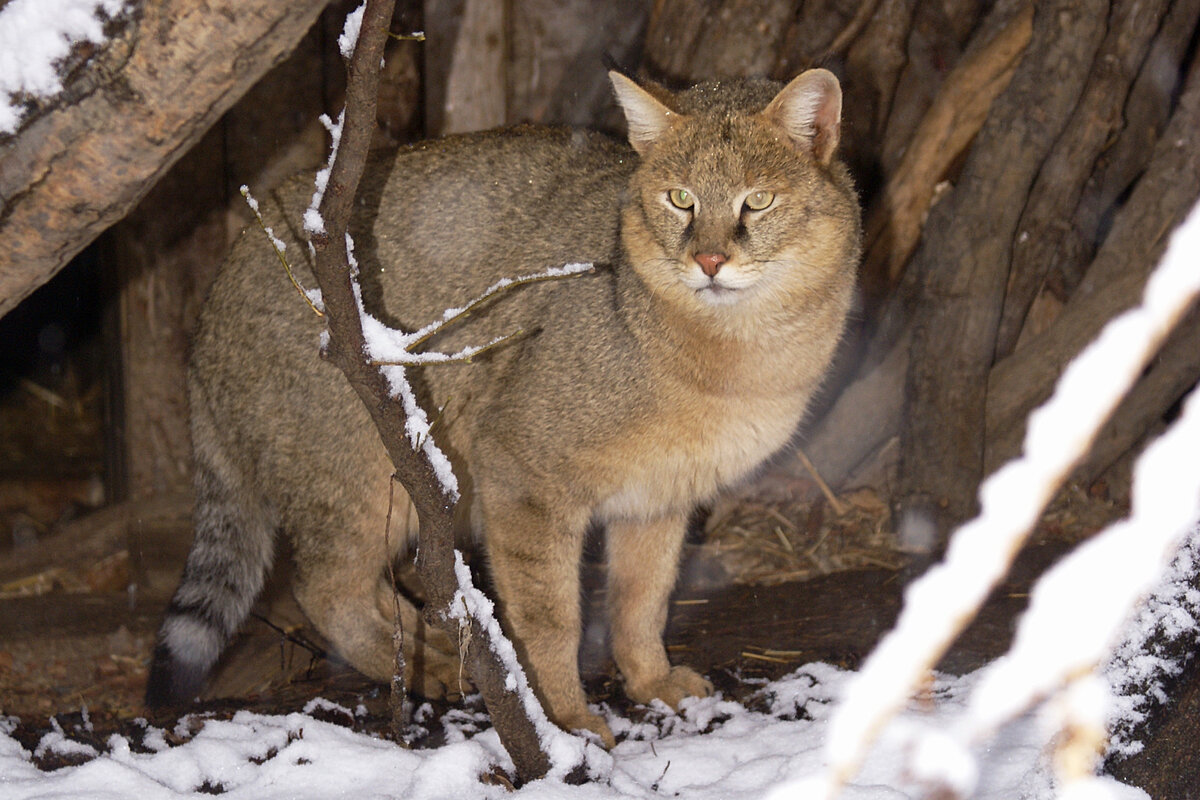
[985,44,1200,471]
[306,0,562,781]
[895,0,1109,539]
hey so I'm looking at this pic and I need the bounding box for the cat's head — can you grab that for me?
[611,70,860,335]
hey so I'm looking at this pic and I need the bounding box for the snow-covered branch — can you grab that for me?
[292,0,589,784]
[786,200,1200,800]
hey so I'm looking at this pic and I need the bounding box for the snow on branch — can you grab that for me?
[304,110,345,239]
[965,390,1200,739]
[449,552,604,780]
[364,261,595,364]
[352,260,593,501]
[240,185,325,317]
[786,200,1200,800]
[292,0,590,781]
[338,1,366,59]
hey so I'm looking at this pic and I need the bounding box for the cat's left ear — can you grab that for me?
[762,69,842,165]
[610,71,677,155]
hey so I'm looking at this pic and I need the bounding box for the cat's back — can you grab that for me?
[359,126,635,326]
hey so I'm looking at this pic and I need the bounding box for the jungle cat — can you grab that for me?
[146,69,861,745]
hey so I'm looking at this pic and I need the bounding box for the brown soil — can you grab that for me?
[0,477,1126,750]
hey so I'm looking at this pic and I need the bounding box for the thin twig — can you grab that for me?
[374,330,525,367]
[240,186,324,318]
[815,0,883,63]
[795,445,848,515]
[402,266,593,354]
[383,474,409,743]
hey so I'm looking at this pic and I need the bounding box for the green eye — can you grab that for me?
[668,188,694,210]
[744,190,775,211]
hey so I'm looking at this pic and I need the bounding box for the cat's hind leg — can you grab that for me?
[289,505,464,699]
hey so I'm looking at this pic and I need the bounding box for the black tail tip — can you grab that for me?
[144,642,208,709]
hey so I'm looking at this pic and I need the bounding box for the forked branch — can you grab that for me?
[296,0,567,784]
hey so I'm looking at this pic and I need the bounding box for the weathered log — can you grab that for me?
[0,0,332,319]
[1106,647,1200,799]
[775,0,858,73]
[107,6,371,502]
[508,0,648,128]
[985,46,1200,472]
[438,0,507,134]
[896,0,1108,536]
[874,0,1010,185]
[1055,0,1200,301]
[790,1,1031,493]
[994,0,1172,359]
[804,29,1200,500]
[837,0,915,183]
[791,329,908,493]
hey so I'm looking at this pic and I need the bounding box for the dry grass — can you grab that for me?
[701,472,1128,587]
[701,487,905,585]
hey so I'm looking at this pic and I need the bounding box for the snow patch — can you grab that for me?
[338,2,366,59]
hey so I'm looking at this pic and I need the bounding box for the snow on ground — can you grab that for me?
[0,662,1149,800]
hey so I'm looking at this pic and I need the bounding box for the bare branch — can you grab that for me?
[299,0,565,783]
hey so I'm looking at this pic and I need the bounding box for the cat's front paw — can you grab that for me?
[625,665,713,710]
[558,709,616,749]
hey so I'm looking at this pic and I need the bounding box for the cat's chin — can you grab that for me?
[694,284,747,306]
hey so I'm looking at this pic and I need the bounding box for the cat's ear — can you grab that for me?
[762,69,842,165]
[609,71,677,155]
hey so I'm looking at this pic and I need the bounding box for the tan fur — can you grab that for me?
[166,70,861,744]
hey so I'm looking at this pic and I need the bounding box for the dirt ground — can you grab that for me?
[0,473,1125,755]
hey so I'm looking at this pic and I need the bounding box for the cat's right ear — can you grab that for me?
[762,69,843,165]
[609,71,676,155]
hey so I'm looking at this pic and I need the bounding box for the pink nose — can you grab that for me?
[695,252,727,277]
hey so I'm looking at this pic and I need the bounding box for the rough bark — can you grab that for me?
[798,0,1200,508]
[305,0,555,781]
[439,0,507,134]
[994,0,1171,359]
[1107,649,1200,800]
[838,0,916,181]
[792,332,909,491]
[1055,0,1200,299]
[508,0,649,128]
[874,0,987,179]
[1076,306,1200,485]
[106,7,356,502]
[985,45,1200,471]
[643,0,797,80]
[0,0,332,319]
[110,132,225,501]
[857,1,1033,313]
[896,0,1108,538]
[785,0,1033,492]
